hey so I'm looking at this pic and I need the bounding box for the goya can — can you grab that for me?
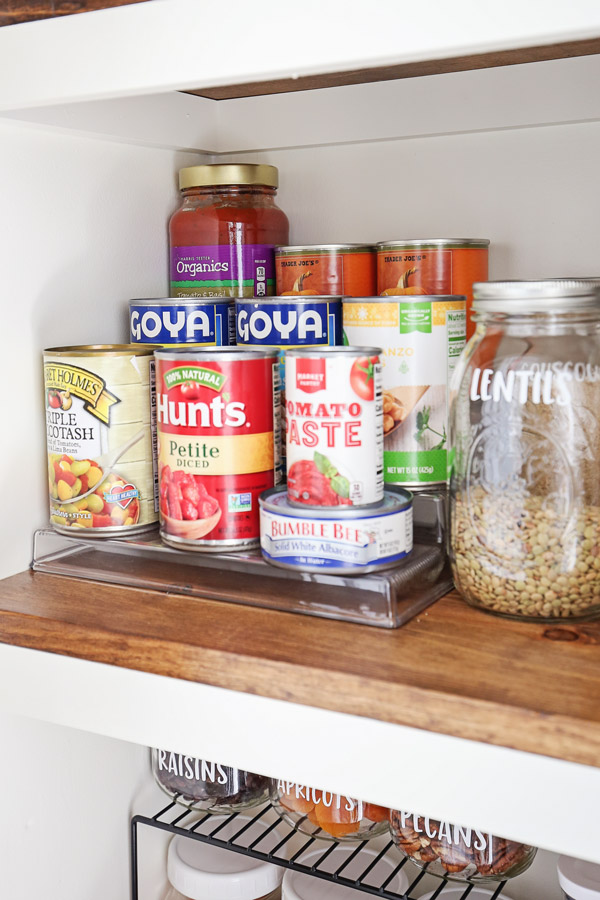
[275,244,376,297]
[259,485,412,574]
[376,239,489,340]
[129,298,235,346]
[285,346,383,508]
[343,296,466,487]
[155,347,280,551]
[44,345,158,535]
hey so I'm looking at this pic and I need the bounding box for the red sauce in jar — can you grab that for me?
[169,164,289,300]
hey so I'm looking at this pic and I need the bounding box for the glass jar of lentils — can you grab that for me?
[449,280,600,621]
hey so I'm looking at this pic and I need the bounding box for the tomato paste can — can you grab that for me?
[376,239,489,340]
[155,347,280,551]
[343,296,466,487]
[44,345,159,536]
[259,485,412,574]
[285,346,383,508]
[129,297,235,346]
[275,244,376,298]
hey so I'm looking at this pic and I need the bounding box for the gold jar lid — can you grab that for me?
[179,164,279,190]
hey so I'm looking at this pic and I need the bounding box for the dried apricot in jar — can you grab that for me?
[279,787,315,815]
[314,796,361,837]
[363,803,389,822]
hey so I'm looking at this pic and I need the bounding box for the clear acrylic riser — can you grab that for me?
[32,491,452,628]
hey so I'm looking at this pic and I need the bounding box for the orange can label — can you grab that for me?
[377,243,489,339]
[276,246,376,298]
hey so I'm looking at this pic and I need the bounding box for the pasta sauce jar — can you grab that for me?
[169,164,289,299]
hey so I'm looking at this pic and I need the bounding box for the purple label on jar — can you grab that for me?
[170,244,276,298]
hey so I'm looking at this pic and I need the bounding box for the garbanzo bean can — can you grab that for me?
[275,244,376,297]
[285,346,383,508]
[155,347,280,551]
[44,345,158,535]
[376,239,489,340]
[343,296,466,487]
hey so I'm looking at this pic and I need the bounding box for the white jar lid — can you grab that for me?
[558,856,600,900]
[168,832,283,900]
[283,846,409,900]
[419,887,516,900]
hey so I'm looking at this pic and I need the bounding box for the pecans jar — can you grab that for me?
[449,280,600,621]
[389,811,537,883]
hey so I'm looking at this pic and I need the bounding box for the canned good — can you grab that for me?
[155,347,280,551]
[376,239,489,340]
[343,296,466,487]
[44,345,158,536]
[259,485,413,574]
[275,244,376,297]
[129,297,235,346]
[285,346,383,507]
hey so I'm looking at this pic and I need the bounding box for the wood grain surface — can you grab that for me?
[0,1,148,27]
[186,39,600,100]
[0,570,599,767]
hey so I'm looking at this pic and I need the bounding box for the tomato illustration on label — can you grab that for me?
[350,356,379,401]
[287,452,353,506]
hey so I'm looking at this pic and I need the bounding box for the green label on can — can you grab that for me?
[399,302,432,334]
[384,449,447,483]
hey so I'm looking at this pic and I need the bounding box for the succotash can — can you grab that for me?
[129,297,235,346]
[44,345,158,535]
[343,296,466,487]
[285,346,383,508]
[376,239,489,340]
[275,244,376,297]
[155,347,280,551]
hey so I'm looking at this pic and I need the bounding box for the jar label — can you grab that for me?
[170,244,276,298]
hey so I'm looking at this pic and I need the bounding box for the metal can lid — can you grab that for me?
[473,279,600,313]
[154,346,280,361]
[377,238,490,250]
[129,297,233,307]
[343,295,466,303]
[259,485,412,519]
[179,164,278,190]
[44,344,158,356]
[286,345,382,358]
[235,296,343,305]
[275,244,375,253]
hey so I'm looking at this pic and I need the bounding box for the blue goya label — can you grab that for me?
[235,299,342,347]
[129,301,235,346]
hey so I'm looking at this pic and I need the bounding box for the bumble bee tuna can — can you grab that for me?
[44,345,158,535]
[155,347,280,551]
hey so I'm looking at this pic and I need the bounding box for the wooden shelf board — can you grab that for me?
[0,570,599,768]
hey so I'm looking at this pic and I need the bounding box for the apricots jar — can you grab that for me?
[271,780,389,841]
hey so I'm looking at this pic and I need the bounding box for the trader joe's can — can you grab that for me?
[285,347,383,508]
[343,296,466,486]
[376,239,488,340]
[275,244,376,297]
[260,485,413,574]
[129,297,235,346]
[44,345,158,535]
[155,347,280,551]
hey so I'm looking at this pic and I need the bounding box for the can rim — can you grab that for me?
[259,485,413,518]
[129,297,233,306]
[44,344,158,356]
[235,296,343,304]
[286,346,382,357]
[275,244,375,253]
[343,295,467,303]
[376,238,490,249]
[154,347,280,360]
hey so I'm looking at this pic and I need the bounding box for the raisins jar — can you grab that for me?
[390,810,537,883]
[449,280,600,621]
[270,779,389,841]
[152,749,269,813]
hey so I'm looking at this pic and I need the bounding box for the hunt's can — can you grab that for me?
[275,244,376,297]
[236,296,343,475]
[285,346,383,508]
[44,345,158,535]
[155,347,280,551]
[376,239,489,340]
[259,485,413,574]
[343,296,466,487]
[129,297,235,346]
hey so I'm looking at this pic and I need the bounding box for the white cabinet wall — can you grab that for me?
[0,2,599,898]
